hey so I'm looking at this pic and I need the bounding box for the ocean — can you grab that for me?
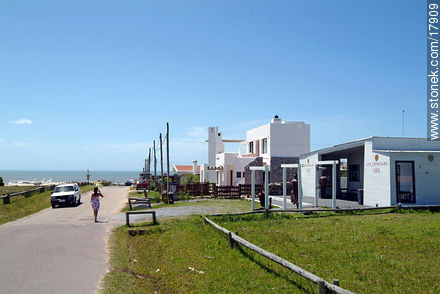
[0,170,142,185]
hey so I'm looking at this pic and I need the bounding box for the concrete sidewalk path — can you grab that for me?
[0,186,128,294]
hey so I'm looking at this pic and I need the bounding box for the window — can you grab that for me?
[236,172,241,178]
[249,141,254,153]
[349,165,360,182]
[54,186,74,193]
[262,138,268,154]
[396,161,416,203]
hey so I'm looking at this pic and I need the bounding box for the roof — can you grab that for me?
[173,165,201,172]
[300,136,440,158]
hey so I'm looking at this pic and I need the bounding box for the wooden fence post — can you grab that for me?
[228,232,234,248]
[333,279,340,286]
[317,280,325,294]
[152,211,157,225]
[3,194,10,204]
[24,191,31,198]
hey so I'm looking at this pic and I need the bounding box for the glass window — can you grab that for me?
[249,141,254,153]
[236,172,241,178]
[262,138,268,154]
[349,165,360,182]
[54,186,74,193]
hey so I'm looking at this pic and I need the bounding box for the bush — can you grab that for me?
[100,180,112,186]
[0,177,4,187]
[180,174,200,185]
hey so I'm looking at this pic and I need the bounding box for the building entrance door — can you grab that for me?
[396,161,416,203]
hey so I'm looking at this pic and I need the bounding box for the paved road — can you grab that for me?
[0,186,128,294]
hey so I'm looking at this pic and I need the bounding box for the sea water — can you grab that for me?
[0,170,142,184]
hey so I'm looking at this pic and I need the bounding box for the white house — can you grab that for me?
[200,126,255,185]
[244,115,310,183]
[200,116,311,185]
[299,137,440,206]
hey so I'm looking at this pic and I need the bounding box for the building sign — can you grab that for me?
[366,157,388,174]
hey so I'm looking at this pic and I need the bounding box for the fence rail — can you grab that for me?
[177,183,263,198]
[204,216,355,294]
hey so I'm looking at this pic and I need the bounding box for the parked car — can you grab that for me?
[50,183,81,208]
[125,181,133,186]
[136,181,149,190]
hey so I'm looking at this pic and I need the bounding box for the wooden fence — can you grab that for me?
[204,216,354,294]
[0,182,92,205]
[178,183,263,198]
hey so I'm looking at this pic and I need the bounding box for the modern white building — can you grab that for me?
[244,115,310,183]
[300,137,440,206]
[200,116,311,185]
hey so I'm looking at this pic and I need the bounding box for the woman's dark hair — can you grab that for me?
[94,187,99,193]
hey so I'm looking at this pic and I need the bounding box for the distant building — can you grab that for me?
[300,137,440,206]
[173,160,200,175]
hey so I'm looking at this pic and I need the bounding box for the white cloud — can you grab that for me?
[185,126,206,139]
[9,119,32,125]
[13,141,25,147]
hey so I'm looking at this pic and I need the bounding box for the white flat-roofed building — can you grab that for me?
[201,116,311,185]
[300,137,440,207]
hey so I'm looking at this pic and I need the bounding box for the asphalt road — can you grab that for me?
[0,186,128,294]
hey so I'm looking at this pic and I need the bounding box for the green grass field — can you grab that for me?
[102,208,440,293]
[0,185,96,225]
[0,185,35,195]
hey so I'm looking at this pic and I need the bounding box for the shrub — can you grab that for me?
[180,174,200,185]
[0,177,4,187]
[100,180,112,186]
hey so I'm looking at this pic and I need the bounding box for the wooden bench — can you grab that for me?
[128,197,151,210]
[125,210,157,227]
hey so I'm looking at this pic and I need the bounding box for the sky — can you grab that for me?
[0,0,426,171]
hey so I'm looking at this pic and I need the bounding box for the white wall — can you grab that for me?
[270,121,310,159]
[389,152,440,205]
[364,141,391,207]
[299,153,319,198]
[216,152,255,186]
[208,127,224,183]
[246,124,271,163]
[246,119,310,165]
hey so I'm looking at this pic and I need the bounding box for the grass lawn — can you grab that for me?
[0,185,96,225]
[0,185,36,195]
[102,209,440,293]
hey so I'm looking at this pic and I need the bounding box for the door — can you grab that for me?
[396,161,416,203]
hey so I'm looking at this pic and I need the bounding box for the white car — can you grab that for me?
[50,183,81,208]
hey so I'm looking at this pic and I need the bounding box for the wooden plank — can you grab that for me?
[125,211,157,226]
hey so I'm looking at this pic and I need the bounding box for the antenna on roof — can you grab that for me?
[402,109,405,137]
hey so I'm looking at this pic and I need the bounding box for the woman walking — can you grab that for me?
[91,187,104,222]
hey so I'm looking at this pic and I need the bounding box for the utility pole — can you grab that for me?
[148,148,151,173]
[144,159,147,172]
[160,133,164,193]
[153,140,157,186]
[166,122,170,196]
